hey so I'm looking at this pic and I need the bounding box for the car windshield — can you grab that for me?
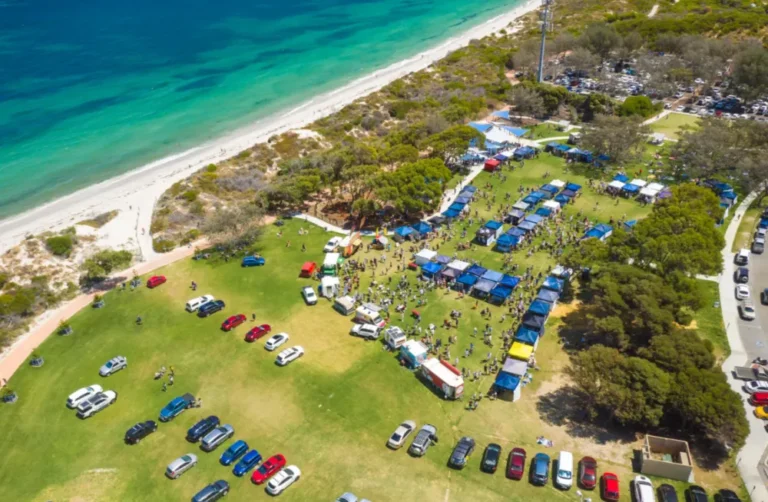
[558,470,572,479]
[105,362,113,368]
[391,433,402,441]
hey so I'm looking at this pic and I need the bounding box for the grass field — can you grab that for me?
[694,280,729,361]
[649,113,701,140]
[0,153,747,501]
[526,124,570,140]
[732,198,767,252]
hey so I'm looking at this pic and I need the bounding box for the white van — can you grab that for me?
[354,306,385,327]
[735,248,750,266]
[556,451,574,489]
[186,295,214,312]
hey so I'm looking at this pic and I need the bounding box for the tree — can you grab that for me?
[552,33,577,55]
[730,45,768,101]
[580,24,621,62]
[422,125,485,163]
[618,96,660,118]
[638,330,715,373]
[374,159,451,218]
[382,144,419,166]
[565,47,599,75]
[508,86,545,117]
[81,250,133,281]
[579,114,649,164]
[202,203,264,251]
[45,235,74,258]
[619,31,643,59]
[511,39,540,76]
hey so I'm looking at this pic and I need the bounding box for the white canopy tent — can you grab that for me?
[550,179,566,188]
[608,180,626,190]
[647,182,665,192]
[640,187,660,198]
[414,249,437,266]
[629,179,648,188]
[447,259,470,272]
[543,200,561,211]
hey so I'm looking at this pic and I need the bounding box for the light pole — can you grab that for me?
[537,0,554,83]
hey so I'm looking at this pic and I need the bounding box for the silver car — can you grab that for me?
[99,355,127,377]
[408,424,437,457]
[200,424,235,452]
[387,420,416,449]
[166,454,198,479]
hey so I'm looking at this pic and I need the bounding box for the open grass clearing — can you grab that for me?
[649,113,700,140]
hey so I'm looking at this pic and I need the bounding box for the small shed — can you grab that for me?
[320,276,340,298]
[640,435,694,482]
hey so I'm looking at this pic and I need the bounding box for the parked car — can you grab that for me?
[241,255,266,267]
[740,301,757,321]
[601,472,620,501]
[387,420,416,449]
[221,314,246,331]
[324,236,342,252]
[251,453,287,485]
[735,284,750,300]
[750,392,768,406]
[745,380,768,393]
[448,436,475,469]
[686,485,708,502]
[99,355,127,377]
[336,494,358,502]
[187,416,220,443]
[220,440,249,466]
[762,288,768,305]
[166,454,198,479]
[191,480,229,502]
[506,447,526,480]
[735,249,750,266]
[198,300,225,318]
[301,286,318,305]
[125,420,158,444]
[233,449,262,477]
[715,489,742,502]
[350,323,381,340]
[276,346,304,366]
[556,450,574,489]
[481,443,502,473]
[66,384,103,408]
[201,424,235,452]
[245,324,271,342]
[76,390,117,419]
[266,465,301,495]
[752,240,764,254]
[147,275,167,288]
[754,406,768,419]
[159,393,196,422]
[531,453,550,486]
[578,456,597,489]
[265,333,289,351]
[634,475,655,502]
[186,295,214,312]
[735,267,749,283]
[408,424,438,457]
[659,483,679,501]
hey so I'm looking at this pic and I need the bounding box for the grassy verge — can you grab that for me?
[649,113,701,140]
[694,280,729,361]
[732,198,768,252]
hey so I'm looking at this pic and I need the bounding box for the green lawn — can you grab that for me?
[0,152,744,501]
[649,113,701,140]
[694,280,729,361]
[732,197,768,252]
[525,123,570,140]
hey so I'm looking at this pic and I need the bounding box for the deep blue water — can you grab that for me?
[0,0,519,218]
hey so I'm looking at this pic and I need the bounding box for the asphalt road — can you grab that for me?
[734,246,768,360]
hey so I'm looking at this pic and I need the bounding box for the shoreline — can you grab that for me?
[0,0,541,259]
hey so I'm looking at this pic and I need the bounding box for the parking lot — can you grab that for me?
[735,245,768,360]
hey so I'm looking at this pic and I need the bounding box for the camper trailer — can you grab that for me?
[384,326,407,350]
[421,358,464,399]
[333,296,356,316]
[354,306,385,327]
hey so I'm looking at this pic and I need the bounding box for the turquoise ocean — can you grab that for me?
[0,0,520,219]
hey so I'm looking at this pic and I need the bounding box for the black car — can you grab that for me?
[187,415,220,443]
[481,443,502,473]
[448,436,475,469]
[715,489,742,502]
[735,267,749,284]
[686,485,708,502]
[124,420,158,445]
[658,483,679,502]
[197,300,225,318]
[192,480,229,502]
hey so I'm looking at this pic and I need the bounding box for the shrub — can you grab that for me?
[181,189,199,202]
[675,306,695,326]
[206,164,217,173]
[150,217,167,234]
[618,95,660,118]
[153,238,176,253]
[45,235,74,257]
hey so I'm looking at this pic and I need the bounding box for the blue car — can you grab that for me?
[220,440,249,466]
[531,453,550,486]
[158,393,195,422]
[233,449,261,476]
[241,256,266,267]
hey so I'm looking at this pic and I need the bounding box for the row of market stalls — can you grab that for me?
[441,185,478,220]
[607,174,670,203]
[544,142,610,166]
[483,145,539,172]
[492,267,571,401]
[393,220,435,243]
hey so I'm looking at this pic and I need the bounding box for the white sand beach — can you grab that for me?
[0,0,541,259]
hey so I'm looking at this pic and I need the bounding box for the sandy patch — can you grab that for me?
[551,300,581,318]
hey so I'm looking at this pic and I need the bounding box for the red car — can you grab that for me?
[506,447,526,480]
[221,314,246,331]
[750,391,768,406]
[146,275,166,288]
[245,324,271,342]
[578,456,597,489]
[251,454,286,485]
[601,472,620,501]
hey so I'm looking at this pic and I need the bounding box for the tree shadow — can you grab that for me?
[556,306,593,351]
[535,386,636,445]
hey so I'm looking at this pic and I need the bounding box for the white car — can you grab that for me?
[76,390,117,419]
[265,333,289,351]
[67,384,103,408]
[301,286,318,305]
[740,301,757,321]
[633,475,655,502]
[99,356,127,377]
[186,294,214,312]
[387,420,416,449]
[736,284,750,300]
[276,346,305,366]
[350,323,381,340]
[745,380,768,393]
[166,453,198,479]
[266,465,301,495]
[324,236,342,253]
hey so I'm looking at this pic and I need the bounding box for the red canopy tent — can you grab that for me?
[300,261,318,278]
[484,158,501,172]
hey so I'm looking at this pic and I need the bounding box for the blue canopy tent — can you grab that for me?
[482,270,504,283]
[420,261,443,279]
[505,209,526,225]
[503,126,528,137]
[595,154,610,166]
[473,278,497,297]
[542,276,564,293]
[394,226,415,239]
[442,209,460,219]
[584,227,605,239]
[513,146,536,160]
[460,152,485,163]
[412,221,432,235]
[525,214,544,225]
[458,190,474,200]
[468,122,493,133]
[622,184,640,195]
[518,221,536,232]
[531,190,550,200]
[561,189,577,198]
[467,264,487,277]
[485,220,503,232]
[544,142,559,153]
[435,254,452,265]
[623,219,637,232]
[535,207,552,218]
[463,185,477,193]
[522,311,547,331]
[540,184,558,195]
[501,275,521,289]
[550,144,570,156]
[496,234,517,252]
[428,216,446,228]
[455,196,470,204]
[594,223,613,237]
[489,285,513,302]
[507,227,526,238]
[456,273,478,291]
[522,195,541,206]
[613,173,629,183]
[529,299,552,316]
[492,109,510,120]
[537,288,559,304]
[566,183,582,192]
[448,202,466,212]
[515,326,541,346]
[494,371,521,393]
[554,194,571,205]
[494,153,509,162]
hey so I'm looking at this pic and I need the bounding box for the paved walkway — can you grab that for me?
[718,191,768,501]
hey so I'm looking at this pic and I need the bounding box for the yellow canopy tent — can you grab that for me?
[508,342,534,361]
